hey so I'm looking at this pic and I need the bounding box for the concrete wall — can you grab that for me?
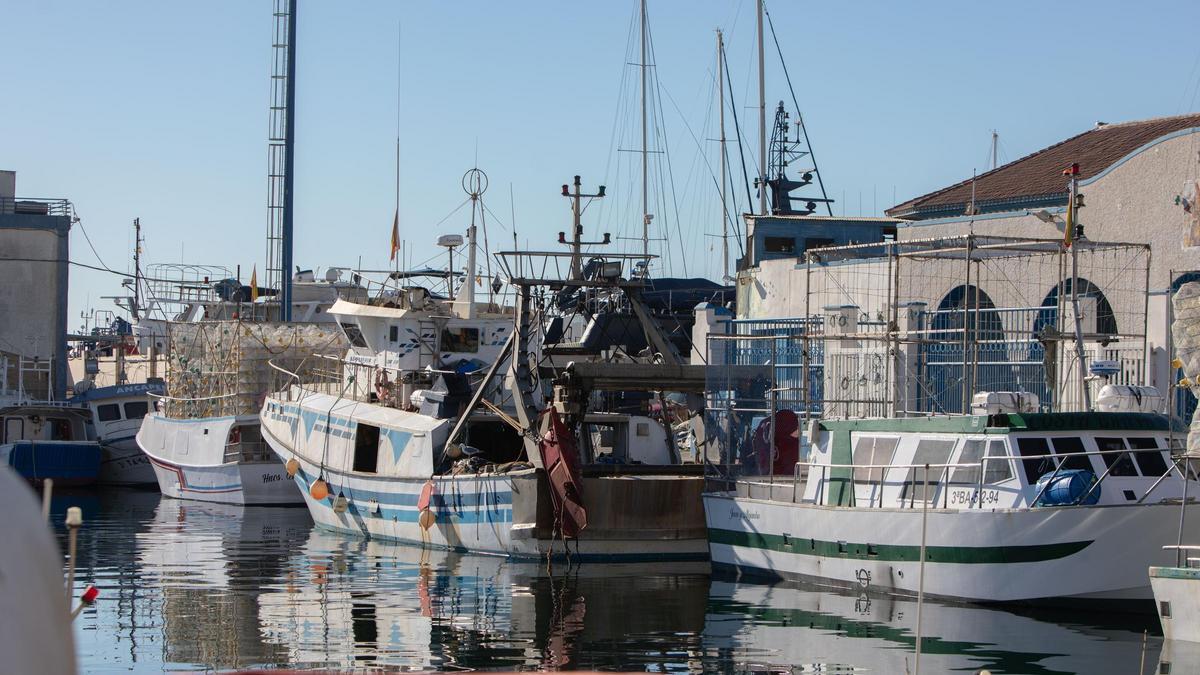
[0,213,71,398]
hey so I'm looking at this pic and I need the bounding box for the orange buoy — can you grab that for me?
[309,478,329,500]
[285,458,300,478]
[418,508,436,531]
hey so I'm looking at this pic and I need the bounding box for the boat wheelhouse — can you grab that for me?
[704,410,1200,603]
[1,401,100,486]
[70,381,163,485]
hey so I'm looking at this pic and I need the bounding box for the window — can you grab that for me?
[1017,437,1056,482]
[949,439,986,485]
[804,237,835,252]
[440,327,479,353]
[852,436,898,484]
[1096,437,1138,476]
[340,322,368,348]
[124,401,149,419]
[353,423,380,473]
[1129,437,1169,477]
[97,404,121,422]
[764,236,795,254]
[1051,437,1094,472]
[903,439,956,501]
[389,325,399,342]
[984,440,1013,483]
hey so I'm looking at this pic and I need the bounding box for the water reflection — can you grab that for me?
[53,489,1173,673]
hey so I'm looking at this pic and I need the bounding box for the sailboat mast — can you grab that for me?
[640,0,650,270]
[718,29,728,281]
[756,0,767,215]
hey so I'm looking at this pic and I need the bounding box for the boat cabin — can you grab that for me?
[796,412,1189,509]
[69,381,162,444]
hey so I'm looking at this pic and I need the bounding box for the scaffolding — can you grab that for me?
[706,235,1151,468]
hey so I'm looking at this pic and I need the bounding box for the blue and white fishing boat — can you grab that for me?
[70,381,163,485]
[262,172,710,560]
[1,401,101,487]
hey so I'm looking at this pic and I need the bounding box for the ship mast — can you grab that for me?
[717,29,729,281]
[640,0,651,272]
[757,0,767,215]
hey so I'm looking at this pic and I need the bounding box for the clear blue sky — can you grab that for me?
[3,1,1199,326]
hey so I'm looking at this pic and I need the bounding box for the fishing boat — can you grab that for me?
[704,401,1200,603]
[1,401,101,487]
[261,169,710,560]
[70,381,163,485]
[137,320,345,505]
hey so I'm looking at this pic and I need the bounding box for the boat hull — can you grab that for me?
[1152,566,1200,642]
[704,491,1200,603]
[137,412,301,506]
[263,415,708,561]
[3,440,101,487]
[97,435,157,485]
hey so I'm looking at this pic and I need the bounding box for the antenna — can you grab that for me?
[765,103,832,216]
[991,129,999,171]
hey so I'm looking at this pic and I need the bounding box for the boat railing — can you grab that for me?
[759,445,1183,508]
[267,357,344,403]
[1162,545,1200,568]
[149,391,247,419]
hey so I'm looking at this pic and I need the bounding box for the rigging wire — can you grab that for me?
[721,43,756,215]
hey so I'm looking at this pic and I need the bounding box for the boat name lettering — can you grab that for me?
[730,508,760,521]
[262,473,282,484]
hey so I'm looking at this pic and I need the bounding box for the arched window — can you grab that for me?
[932,285,1004,344]
[1032,277,1117,338]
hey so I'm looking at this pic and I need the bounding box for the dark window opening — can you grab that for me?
[124,401,149,419]
[1096,437,1138,476]
[49,418,72,441]
[764,236,795,254]
[389,325,399,342]
[353,423,381,473]
[97,404,121,422]
[804,237,836,252]
[340,322,369,348]
[1129,437,1169,477]
[1017,437,1056,482]
[440,327,479,353]
[1051,437,1094,472]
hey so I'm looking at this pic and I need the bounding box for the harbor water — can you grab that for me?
[56,488,1182,674]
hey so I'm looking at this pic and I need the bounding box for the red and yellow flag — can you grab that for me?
[390,210,401,262]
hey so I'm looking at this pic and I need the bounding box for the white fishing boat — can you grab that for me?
[70,381,162,485]
[136,320,346,505]
[705,405,1199,603]
[262,170,709,560]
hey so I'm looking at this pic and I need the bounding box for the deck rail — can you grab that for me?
[737,445,1186,508]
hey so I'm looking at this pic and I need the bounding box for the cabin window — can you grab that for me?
[983,440,1013,483]
[949,439,986,484]
[805,237,835,252]
[1129,437,1169,477]
[852,436,897,484]
[340,322,369,348]
[124,401,149,419]
[440,327,479,353]
[1050,437,1093,472]
[97,404,121,422]
[49,418,72,441]
[903,439,956,501]
[764,236,795,254]
[1096,437,1138,476]
[1016,437,1058,482]
[353,423,380,473]
[389,325,399,342]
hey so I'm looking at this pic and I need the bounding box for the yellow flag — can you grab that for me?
[250,265,259,302]
[390,210,401,262]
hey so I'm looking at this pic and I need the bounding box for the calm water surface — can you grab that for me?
[52,488,1185,673]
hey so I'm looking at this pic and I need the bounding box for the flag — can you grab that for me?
[390,210,401,262]
[250,265,258,302]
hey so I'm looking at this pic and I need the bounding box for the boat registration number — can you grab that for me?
[946,487,1001,507]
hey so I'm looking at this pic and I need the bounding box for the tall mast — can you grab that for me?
[281,0,297,320]
[756,0,767,216]
[1065,163,1091,411]
[717,29,729,281]
[640,0,650,270]
[266,0,297,321]
[463,168,486,320]
[132,217,142,322]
